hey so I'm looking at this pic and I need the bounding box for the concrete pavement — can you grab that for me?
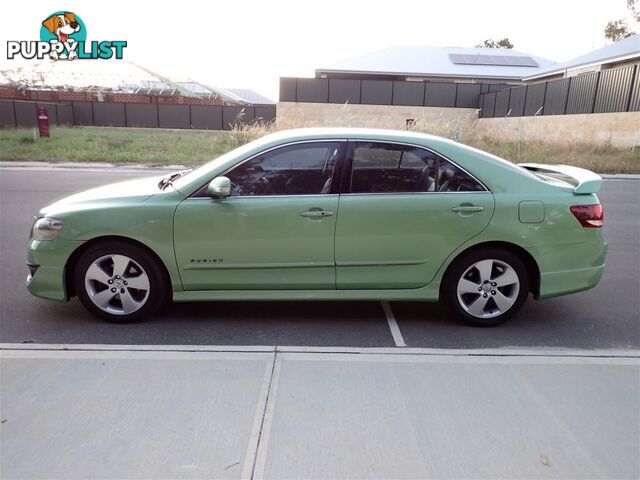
[1,344,638,479]
[2,166,639,479]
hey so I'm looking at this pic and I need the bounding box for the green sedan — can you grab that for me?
[26,128,607,326]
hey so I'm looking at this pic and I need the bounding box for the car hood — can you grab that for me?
[39,175,166,217]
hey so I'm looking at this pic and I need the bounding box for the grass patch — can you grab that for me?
[0,127,235,165]
[0,125,638,173]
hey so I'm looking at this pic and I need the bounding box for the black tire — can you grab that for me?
[74,241,169,323]
[442,247,530,327]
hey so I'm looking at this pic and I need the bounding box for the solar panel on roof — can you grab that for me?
[448,54,539,67]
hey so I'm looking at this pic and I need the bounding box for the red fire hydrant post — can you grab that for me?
[37,107,50,138]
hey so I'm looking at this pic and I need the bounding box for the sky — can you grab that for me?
[1,0,637,100]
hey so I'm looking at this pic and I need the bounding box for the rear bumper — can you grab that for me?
[537,263,606,299]
[26,238,83,302]
[529,237,608,299]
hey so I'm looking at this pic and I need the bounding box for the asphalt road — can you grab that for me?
[0,167,638,349]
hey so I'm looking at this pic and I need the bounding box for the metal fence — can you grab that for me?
[479,64,640,118]
[0,100,276,130]
[279,77,512,108]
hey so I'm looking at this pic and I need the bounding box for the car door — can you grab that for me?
[174,141,345,290]
[335,141,494,289]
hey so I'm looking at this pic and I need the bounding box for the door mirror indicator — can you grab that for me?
[207,176,231,199]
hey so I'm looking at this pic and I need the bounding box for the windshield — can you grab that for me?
[527,171,577,188]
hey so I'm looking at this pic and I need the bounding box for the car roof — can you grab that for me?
[258,127,449,143]
[259,128,536,178]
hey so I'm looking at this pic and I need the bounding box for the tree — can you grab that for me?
[604,0,639,41]
[604,19,634,41]
[475,38,514,49]
[628,0,640,21]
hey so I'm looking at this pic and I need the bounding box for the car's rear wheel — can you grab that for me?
[443,248,529,326]
[74,242,168,322]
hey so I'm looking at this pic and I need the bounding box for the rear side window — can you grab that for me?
[226,142,341,196]
[349,142,485,193]
[350,143,438,193]
[438,158,486,192]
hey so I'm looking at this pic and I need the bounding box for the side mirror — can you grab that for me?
[207,176,231,199]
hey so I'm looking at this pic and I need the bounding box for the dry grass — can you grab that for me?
[409,112,639,174]
[1,114,638,173]
[229,114,640,174]
[460,138,639,174]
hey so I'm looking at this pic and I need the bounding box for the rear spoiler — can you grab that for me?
[518,163,602,194]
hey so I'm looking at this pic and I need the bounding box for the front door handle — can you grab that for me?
[301,209,334,218]
[452,205,484,213]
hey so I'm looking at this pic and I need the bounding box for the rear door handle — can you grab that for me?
[452,205,484,213]
[301,210,334,218]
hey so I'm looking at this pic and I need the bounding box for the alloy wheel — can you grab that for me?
[84,254,150,315]
[456,259,520,319]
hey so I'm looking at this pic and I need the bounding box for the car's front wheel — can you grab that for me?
[443,248,530,326]
[74,241,168,322]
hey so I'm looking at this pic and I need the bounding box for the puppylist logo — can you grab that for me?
[7,11,127,61]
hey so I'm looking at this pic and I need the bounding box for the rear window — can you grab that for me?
[530,171,578,188]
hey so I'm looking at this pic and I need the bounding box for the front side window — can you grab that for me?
[226,142,341,196]
[350,142,484,193]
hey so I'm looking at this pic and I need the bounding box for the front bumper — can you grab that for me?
[26,238,84,302]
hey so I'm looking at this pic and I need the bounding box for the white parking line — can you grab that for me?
[381,301,407,347]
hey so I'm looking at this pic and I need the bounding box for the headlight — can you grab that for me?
[31,217,64,241]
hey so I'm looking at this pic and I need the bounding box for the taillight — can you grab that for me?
[570,204,603,228]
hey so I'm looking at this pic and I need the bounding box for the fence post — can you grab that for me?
[591,72,601,113]
[540,82,548,116]
[625,65,638,112]
[453,83,459,108]
[522,85,529,116]
[506,88,512,116]
[563,77,572,115]
[12,100,17,128]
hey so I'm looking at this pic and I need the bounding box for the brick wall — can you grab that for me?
[0,87,28,100]
[0,87,231,106]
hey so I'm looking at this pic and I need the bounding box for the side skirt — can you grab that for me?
[173,282,441,303]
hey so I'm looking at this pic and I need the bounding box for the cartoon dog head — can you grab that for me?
[42,12,80,43]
